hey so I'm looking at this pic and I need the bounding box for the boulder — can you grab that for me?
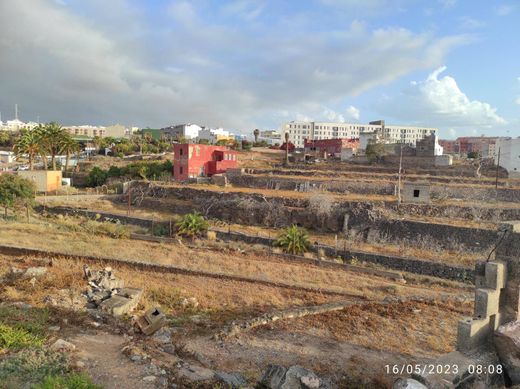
[495,320,520,384]
[24,267,47,278]
[215,371,248,388]
[50,339,76,352]
[282,366,321,389]
[258,364,287,389]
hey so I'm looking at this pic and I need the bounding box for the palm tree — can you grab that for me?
[132,135,143,154]
[13,129,40,171]
[40,122,67,170]
[61,135,80,172]
[33,125,48,170]
[176,212,209,238]
[253,129,260,143]
[276,225,310,255]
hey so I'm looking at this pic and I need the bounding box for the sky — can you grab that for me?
[0,0,518,138]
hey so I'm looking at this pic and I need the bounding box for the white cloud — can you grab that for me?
[0,0,469,131]
[515,97,520,105]
[459,16,485,29]
[496,4,515,16]
[345,105,360,121]
[376,66,506,129]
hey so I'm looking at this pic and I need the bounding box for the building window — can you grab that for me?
[180,166,183,174]
[413,189,420,198]
[180,148,183,156]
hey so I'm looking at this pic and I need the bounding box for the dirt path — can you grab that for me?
[71,332,161,389]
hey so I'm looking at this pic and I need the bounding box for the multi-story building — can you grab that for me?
[161,124,202,141]
[416,134,444,157]
[439,137,498,158]
[495,137,520,177]
[197,128,235,144]
[281,120,437,148]
[173,144,238,181]
[63,124,130,138]
[258,130,282,146]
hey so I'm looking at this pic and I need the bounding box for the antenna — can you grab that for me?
[15,104,18,121]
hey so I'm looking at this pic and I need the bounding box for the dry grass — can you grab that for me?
[0,219,468,303]
[261,300,472,358]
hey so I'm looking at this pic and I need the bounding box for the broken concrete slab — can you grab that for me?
[282,365,322,389]
[99,294,141,317]
[392,378,427,389]
[136,307,166,335]
[24,267,48,278]
[495,320,520,384]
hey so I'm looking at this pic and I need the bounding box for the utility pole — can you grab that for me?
[397,143,403,205]
[495,147,501,190]
[285,132,289,166]
[15,104,18,121]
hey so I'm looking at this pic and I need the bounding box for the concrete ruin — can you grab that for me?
[83,265,143,317]
[404,223,520,388]
[136,307,166,335]
[402,182,431,204]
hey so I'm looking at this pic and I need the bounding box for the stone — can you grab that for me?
[282,366,320,389]
[216,371,248,388]
[142,376,156,382]
[300,375,320,389]
[48,326,61,332]
[495,320,520,384]
[50,339,76,352]
[393,378,428,389]
[24,267,47,278]
[151,328,172,344]
[178,364,215,382]
[258,364,287,389]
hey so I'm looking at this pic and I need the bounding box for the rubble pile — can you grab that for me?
[83,265,143,317]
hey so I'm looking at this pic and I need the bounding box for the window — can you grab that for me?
[179,148,183,156]
[413,189,420,198]
[180,166,183,174]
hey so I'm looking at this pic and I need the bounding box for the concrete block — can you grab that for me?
[99,295,140,317]
[136,307,166,335]
[474,288,500,318]
[457,317,491,352]
[485,261,506,290]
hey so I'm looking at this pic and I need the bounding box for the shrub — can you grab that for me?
[34,373,102,389]
[176,212,209,238]
[0,323,45,350]
[276,225,310,255]
[87,167,108,187]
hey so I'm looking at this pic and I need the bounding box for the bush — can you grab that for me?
[0,306,49,351]
[276,225,311,255]
[87,167,108,187]
[176,212,209,238]
[0,323,45,350]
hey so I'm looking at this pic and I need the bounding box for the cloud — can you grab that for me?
[0,0,468,131]
[376,66,506,129]
[345,106,360,121]
[516,97,520,105]
[495,4,515,16]
[459,16,485,30]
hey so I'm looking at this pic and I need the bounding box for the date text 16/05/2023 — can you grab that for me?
[385,364,503,375]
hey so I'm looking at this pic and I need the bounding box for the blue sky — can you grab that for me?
[0,0,518,138]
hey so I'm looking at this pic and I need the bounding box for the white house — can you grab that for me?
[0,151,15,163]
[496,137,520,177]
[161,124,202,141]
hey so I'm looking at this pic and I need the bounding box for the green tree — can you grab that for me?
[61,135,80,172]
[365,142,386,163]
[87,167,108,187]
[13,129,41,171]
[39,122,68,170]
[276,225,310,255]
[0,174,35,218]
[176,212,209,238]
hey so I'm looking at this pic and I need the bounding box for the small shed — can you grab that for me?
[402,181,431,204]
[18,170,62,193]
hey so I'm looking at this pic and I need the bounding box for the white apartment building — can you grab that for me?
[161,124,202,141]
[496,137,520,177]
[281,120,437,148]
[63,124,129,138]
[197,127,233,144]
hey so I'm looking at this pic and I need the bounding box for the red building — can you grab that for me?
[303,138,359,156]
[439,139,457,154]
[173,144,238,181]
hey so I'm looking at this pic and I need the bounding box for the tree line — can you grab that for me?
[13,122,79,171]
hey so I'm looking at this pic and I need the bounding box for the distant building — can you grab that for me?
[402,182,431,204]
[198,128,235,144]
[161,124,202,142]
[17,170,62,193]
[304,138,359,157]
[281,120,437,148]
[0,151,15,164]
[496,137,520,177]
[258,130,282,146]
[64,124,131,139]
[416,134,444,157]
[439,139,457,154]
[173,144,238,181]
